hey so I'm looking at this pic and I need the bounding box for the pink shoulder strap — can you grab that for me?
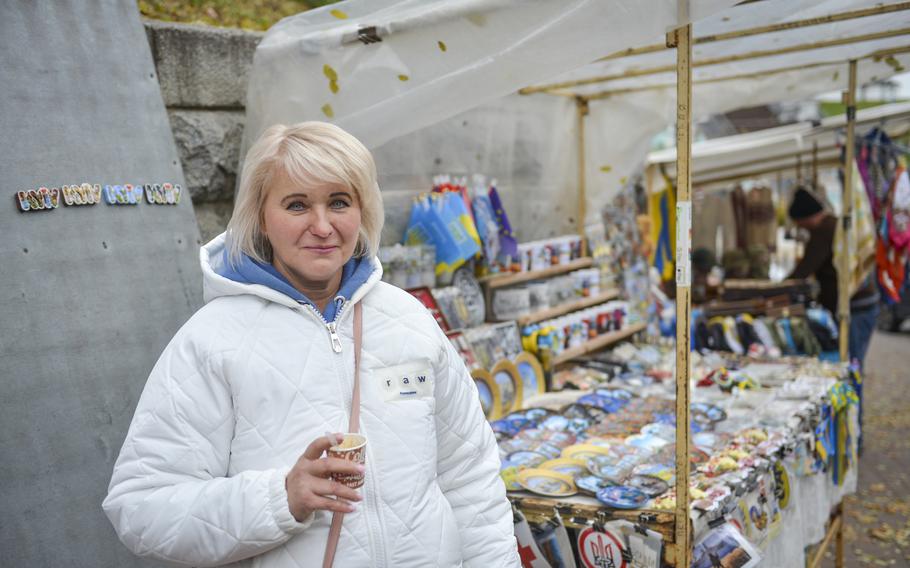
[322,302,362,568]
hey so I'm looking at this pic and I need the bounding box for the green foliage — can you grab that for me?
[819,100,908,118]
[138,0,341,31]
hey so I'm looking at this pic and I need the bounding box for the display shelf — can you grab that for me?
[479,257,593,289]
[501,289,620,326]
[551,322,647,365]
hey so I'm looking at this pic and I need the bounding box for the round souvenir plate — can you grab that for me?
[491,359,524,416]
[596,485,649,509]
[518,428,576,447]
[505,450,548,469]
[523,407,556,423]
[535,442,563,460]
[576,474,613,495]
[562,443,613,462]
[641,422,677,441]
[514,351,546,405]
[566,416,592,434]
[580,404,611,423]
[586,455,626,483]
[541,415,571,431]
[595,387,634,401]
[498,438,534,455]
[471,369,501,420]
[576,393,610,410]
[625,434,670,452]
[517,468,577,497]
[539,458,588,478]
[490,419,520,438]
[631,463,674,482]
[560,402,593,420]
[626,474,669,498]
[691,402,727,424]
[585,436,616,448]
[692,432,720,449]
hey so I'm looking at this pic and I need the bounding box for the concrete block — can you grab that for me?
[168,109,244,202]
[146,21,262,108]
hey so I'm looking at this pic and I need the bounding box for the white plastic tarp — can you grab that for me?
[244,0,737,150]
[245,0,910,240]
[646,101,910,191]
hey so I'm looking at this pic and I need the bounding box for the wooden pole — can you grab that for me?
[669,22,693,568]
[839,60,857,363]
[576,96,589,238]
[521,26,910,94]
[597,2,910,61]
[580,44,910,101]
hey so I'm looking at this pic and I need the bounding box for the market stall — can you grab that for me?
[241,1,910,565]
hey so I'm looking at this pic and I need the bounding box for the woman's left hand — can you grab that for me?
[285,433,364,522]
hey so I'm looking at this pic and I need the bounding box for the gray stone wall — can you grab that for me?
[145,20,262,241]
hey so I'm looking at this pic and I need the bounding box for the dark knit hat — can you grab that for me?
[788,187,824,220]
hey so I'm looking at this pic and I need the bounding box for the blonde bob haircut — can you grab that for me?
[226,121,384,267]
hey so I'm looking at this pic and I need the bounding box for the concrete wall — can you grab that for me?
[145,21,262,241]
[143,21,577,246]
[1,3,201,565]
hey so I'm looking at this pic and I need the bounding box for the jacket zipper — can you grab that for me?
[300,297,386,566]
[300,300,345,353]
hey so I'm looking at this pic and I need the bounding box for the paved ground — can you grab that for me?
[821,327,910,567]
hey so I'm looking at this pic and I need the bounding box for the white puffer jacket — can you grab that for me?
[103,234,520,568]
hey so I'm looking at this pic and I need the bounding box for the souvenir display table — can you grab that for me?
[493,344,859,567]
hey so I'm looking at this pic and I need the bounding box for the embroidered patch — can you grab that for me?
[374,360,433,402]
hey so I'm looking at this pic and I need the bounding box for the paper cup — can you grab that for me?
[327,433,367,488]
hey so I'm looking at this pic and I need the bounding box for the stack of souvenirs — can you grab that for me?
[491,343,859,568]
[377,243,436,290]
[520,301,635,362]
[692,307,838,359]
[491,267,603,321]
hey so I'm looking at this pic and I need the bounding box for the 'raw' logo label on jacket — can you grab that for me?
[374,360,433,402]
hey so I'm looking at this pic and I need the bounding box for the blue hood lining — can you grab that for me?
[216,248,375,322]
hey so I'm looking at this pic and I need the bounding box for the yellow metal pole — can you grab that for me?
[576,96,589,238]
[670,22,692,568]
[839,60,857,362]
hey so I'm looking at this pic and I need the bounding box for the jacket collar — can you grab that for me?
[200,233,383,317]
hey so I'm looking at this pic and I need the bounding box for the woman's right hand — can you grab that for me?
[286,433,364,522]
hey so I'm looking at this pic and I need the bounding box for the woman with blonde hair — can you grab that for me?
[104,121,519,568]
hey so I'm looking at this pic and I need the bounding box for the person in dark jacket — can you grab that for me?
[787,187,879,367]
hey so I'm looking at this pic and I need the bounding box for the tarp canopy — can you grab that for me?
[647,101,910,191]
[244,0,910,241]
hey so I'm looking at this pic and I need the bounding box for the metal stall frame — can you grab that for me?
[518,2,910,565]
